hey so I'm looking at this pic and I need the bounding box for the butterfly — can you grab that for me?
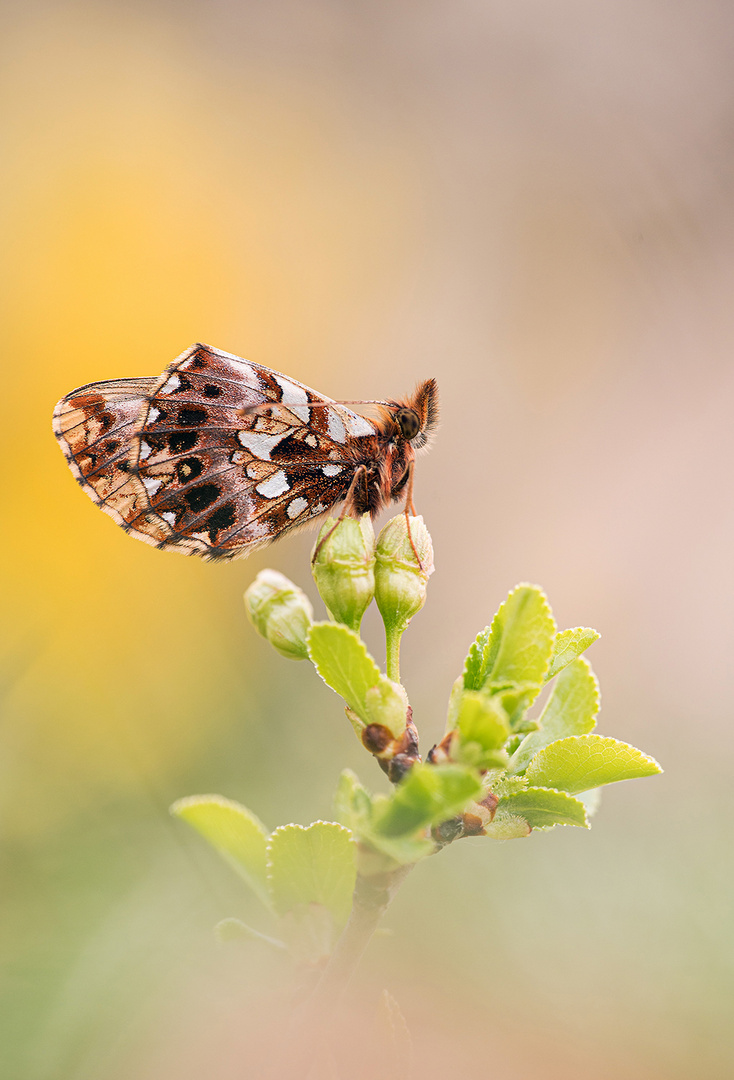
[53,343,439,561]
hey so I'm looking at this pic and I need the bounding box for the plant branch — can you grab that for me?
[271,862,413,1076]
[313,864,412,1005]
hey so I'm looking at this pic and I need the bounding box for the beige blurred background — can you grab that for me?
[1,1,733,1077]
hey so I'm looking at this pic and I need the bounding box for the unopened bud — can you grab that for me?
[374,515,434,635]
[244,569,313,660]
[311,515,375,632]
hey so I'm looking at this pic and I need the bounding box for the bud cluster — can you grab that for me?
[244,512,434,775]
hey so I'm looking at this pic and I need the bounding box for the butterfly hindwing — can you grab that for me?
[51,377,176,546]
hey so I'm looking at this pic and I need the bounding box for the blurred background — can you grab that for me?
[1,1,733,1077]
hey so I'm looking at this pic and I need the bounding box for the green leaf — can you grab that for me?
[307,622,407,737]
[333,768,372,829]
[463,626,492,691]
[267,821,356,928]
[494,681,547,730]
[508,657,599,774]
[171,795,270,908]
[457,691,509,747]
[497,786,589,829]
[454,691,510,769]
[482,807,532,839]
[372,763,482,838]
[463,585,556,693]
[308,623,379,715]
[491,773,528,798]
[546,627,600,681]
[525,735,662,794]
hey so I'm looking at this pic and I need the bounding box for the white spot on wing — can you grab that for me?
[143,475,164,496]
[139,440,152,460]
[339,408,375,438]
[322,464,343,477]
[256,470,290,498]
[160,374,181,395]
[240,508,269,538]
[161,511,176,526]
[287,497,309,519]
[237,430,290,460]
[304,433,319,449]
[148,406,160,423]
[326,409,346,443]
[274,374,310,423]
[235,364,265,394]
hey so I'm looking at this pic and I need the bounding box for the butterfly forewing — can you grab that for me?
[54,344,383,560]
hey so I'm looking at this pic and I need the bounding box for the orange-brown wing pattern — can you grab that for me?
[54,344,378,560]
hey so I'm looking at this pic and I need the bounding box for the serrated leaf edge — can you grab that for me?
[526,734,663,790]
[498,785,590,829]
[545,627,601,682]
[265,819,356,872]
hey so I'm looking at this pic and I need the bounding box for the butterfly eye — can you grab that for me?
[395,408,421,441]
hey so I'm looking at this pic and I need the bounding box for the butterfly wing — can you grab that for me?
[52,377,175,548]
[54,344,379,560]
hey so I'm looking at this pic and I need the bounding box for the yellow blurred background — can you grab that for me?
[2,1,733,1077]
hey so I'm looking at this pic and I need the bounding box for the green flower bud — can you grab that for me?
[244,569,313,660]
[374,515,434,636]
[311,515,376,632]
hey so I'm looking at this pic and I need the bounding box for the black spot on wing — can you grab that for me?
[203,384,222,398]
[169,430,199,453]
[184,483,220,512]
[178,406,208,426]
[205,502,236,542]
[270,432,325,461]
[176,457,204,483]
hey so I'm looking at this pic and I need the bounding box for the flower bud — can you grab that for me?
[244,569,313,660]
[374,515,434,635]
[311,515,376,632]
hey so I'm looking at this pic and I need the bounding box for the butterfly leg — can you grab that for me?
[310,464,369,564]
[400,461,427,570]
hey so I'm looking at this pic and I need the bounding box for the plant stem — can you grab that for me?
[385,626,403,683]
[273,863,412,1076]
[314,865,411,1005]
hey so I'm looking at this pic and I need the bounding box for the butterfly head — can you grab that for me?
[388,378,439,452]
